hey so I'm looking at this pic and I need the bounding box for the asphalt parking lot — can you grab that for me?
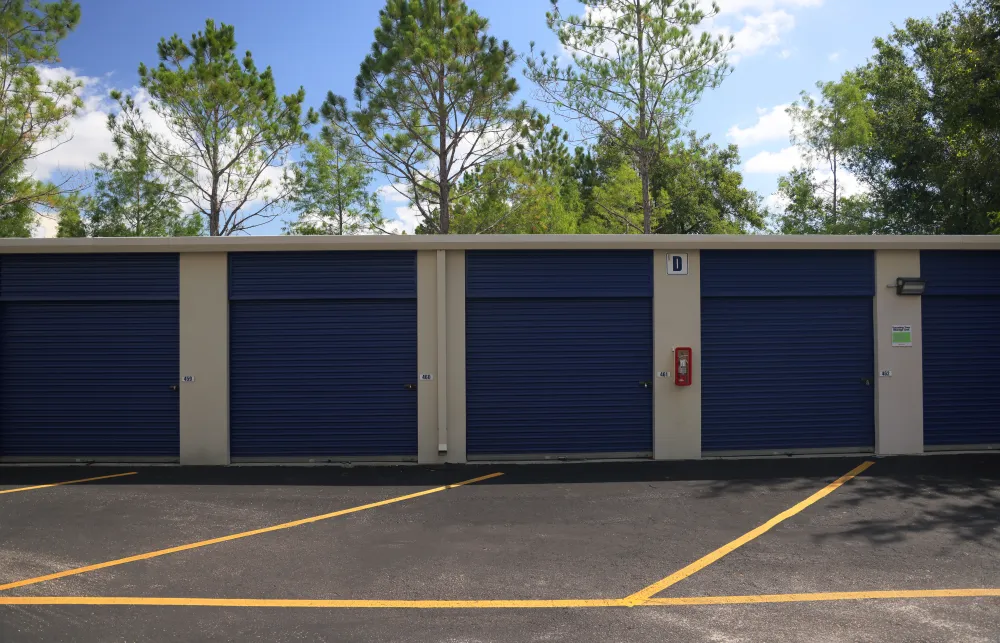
[1,454,998,642]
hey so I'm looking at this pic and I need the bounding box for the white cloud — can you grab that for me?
[828,51,840,62]
[745,145,868,199]
[375,184,421,234]
[700,0,822,62]
[820,169,865,197]
[716,0,821,13]
[23,67,116,181]
[377,183,409,203]
[745,145,806,173]
[729,10,796,59]
[381,205,420,235]
[779,48,793,59]
[31,214,60,238]
[727,103,793,147]
[762,190,788,211]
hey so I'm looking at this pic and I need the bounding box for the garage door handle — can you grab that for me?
[404,384,417,391]
[639,381,652,389]
[169,385,179,392]
[861,378,872,387]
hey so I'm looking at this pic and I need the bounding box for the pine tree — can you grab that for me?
[345,0,529,233]
[286,96,385,235]
[111,19,315,235]
[526,0,731,233]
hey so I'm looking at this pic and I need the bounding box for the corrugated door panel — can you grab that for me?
[229,299,417,458]
[467,250,653,298]
[921,251,1000,295]
[0,254,178,300]
[701,250,875,297]
[0,301,179,457]
[921,251,1000,446]
[923,297,1000,446]
[467,298,653,455]
[701,297,875,452]
[230,251,416,300]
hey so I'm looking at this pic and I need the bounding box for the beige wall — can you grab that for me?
[653,250,702,459]
[445,250,467,463]
[416,251,440,463]
[7,234,1000,253]
[417,250,467,463]
[874,250,924,455]
[179,253,230,465]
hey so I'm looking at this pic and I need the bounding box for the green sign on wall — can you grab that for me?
[891,325,913,347]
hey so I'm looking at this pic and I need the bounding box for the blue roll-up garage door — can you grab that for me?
[0,254,179,459]
[922,251,1000,449]
[466,250,653,457]
[701,251,875,454]
[229,252,417,459]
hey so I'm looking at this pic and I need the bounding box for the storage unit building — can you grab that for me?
[0,254,180,460]
[465,250,654,457]
[701,250,876,454]
[228,251,418,459]
[921,251,1000,449]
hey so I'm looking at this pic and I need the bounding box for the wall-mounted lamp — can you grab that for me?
[895,277,926,296]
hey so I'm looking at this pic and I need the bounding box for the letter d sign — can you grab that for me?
[667,253,688,275]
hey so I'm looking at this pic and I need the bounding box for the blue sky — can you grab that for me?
[34,0,954,236]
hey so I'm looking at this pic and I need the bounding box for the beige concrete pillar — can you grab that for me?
[874,250,924,455]
[445,250,467,463]
[417,250,441,463]
[179,252,230,465]
[653,250,702,460]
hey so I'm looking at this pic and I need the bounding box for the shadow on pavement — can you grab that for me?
[693,454,1000,547]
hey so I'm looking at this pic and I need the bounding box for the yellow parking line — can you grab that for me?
[0,471,503,593]
[644,589,1000,606]
[0,597,624,609]
[1,589,996,609]
[625,460,875,604]
[0,472,137,495]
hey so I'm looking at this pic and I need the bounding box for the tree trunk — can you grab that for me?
[437,65,449,234]
[335,151,345,235]
[439,178,450,234]
[209,193,220,236]
[641,168,652,235]
[635,0,651,235]
[831,152,838,225]
[435,4,450,235]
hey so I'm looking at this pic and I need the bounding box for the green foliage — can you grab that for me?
[526,0,732,233]
[847,0,1000,234]
[580,132,763,234]
[0,0,82,231]
[773,167,874,235]
[587,161,645,233]
[55,192,85,237]
[285,132,385,235]
[0,172,37,236]
[111,19,315,235]
[429,116,581,234]
[349,0,530,233]
[651,134,763,233]
[82,131,201,237]
[787,73,873,223]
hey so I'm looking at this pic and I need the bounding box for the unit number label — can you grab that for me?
[667,253,689,275]
[420,374,434,381]
[182,375,195,383]
[879,370,892,377]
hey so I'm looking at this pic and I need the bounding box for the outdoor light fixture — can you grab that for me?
[895,277,926,296]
